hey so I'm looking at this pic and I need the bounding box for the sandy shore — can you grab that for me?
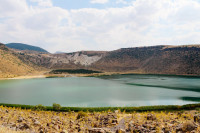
[0,73,112,80]
[0,75,47,80]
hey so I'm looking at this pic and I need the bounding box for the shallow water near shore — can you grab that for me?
[0,74,199,107]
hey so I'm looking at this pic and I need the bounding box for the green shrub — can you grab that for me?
[77,111,88,119]
[32,104,46,111]
[195,107,200,111]
[53,103,61,111]
[50,69,101,74]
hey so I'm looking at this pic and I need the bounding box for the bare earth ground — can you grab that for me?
[0,72,116,80]
[0,106,200,133]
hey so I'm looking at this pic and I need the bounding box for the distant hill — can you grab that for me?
[6,43,48,53]
[55,51,65,54]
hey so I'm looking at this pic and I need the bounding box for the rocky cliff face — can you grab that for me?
[16,51,106,69]
[50,52,103,66]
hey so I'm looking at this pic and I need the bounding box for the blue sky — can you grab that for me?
[0,0,200,53]
[27,0,134,10]
[51,0,133,9]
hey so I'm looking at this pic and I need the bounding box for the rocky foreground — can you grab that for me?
[0,106,200,133]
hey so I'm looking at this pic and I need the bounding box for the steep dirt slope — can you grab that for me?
[0,43,41,78]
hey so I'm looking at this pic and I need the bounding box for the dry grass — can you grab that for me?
[0,49,37,78]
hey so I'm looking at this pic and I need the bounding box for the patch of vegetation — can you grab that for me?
[50,69,102,74]
[32,104,46,111]
[52,103,61,111]
[0,103,200,112]
[45,75,61,78]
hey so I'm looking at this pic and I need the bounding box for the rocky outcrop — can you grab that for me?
[194,115,200,123]
[50,52,103,66]
[146,114,157,121]
[176,121,197,132]
[16,51,106,69]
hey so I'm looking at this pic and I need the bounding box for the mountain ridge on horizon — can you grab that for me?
[4,41,200,54]
[1,42,200,78]
[6,43,49,53]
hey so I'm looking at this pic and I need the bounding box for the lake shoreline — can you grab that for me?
[1,71,200,81]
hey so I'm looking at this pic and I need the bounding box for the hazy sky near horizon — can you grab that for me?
[0,0,200,53]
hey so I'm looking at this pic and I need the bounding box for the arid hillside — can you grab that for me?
[0,43,43,78]
[92,45,200,75]
[3,43,200,76]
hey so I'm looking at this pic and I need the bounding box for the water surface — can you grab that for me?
[0,74,199,107]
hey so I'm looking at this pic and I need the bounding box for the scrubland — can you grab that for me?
[0,105,200,133]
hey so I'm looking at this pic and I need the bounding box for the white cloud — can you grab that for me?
[0,0,200,53]
[90,0,109,4]
[0,0,28,18]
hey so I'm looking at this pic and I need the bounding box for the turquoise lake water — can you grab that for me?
[0,74,199,107]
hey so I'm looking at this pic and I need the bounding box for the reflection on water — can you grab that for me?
[0,74,199,107]
[126,83,200,93]
[180,97,200,102]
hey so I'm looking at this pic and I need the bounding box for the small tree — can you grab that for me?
[32,104,46,111]
[53,103,61,111]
